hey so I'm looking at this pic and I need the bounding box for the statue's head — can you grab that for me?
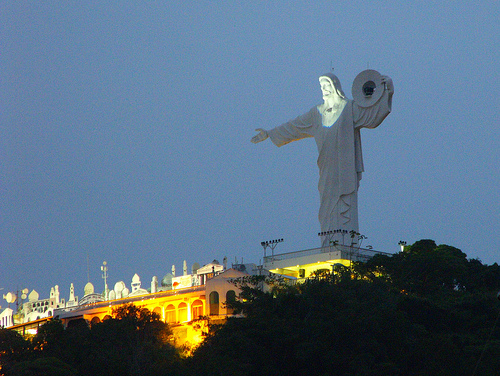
[319,72,346,100]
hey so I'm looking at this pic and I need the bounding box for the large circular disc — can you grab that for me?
[351,69,384,108]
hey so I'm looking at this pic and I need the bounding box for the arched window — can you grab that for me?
[165,304,176,323]
[191,299,204,320]
[209,291,219,316]
[103,315,112,321]
[153,307,162,321]
[178,302,188,322]
[90,317,101,326]
[226,290,236,315]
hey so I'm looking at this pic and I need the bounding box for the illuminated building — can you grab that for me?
[264,244,391,278]
[2,259,265,350]
[2,246,390,349]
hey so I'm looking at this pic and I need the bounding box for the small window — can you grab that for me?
[165,304,176,323]
[178,302,188,322]
[191,299,204,320]
[226,290,236,315]
[153,307,162,321]
[209,291,219,316]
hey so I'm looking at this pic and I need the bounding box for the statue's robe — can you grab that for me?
[268,90,392,247]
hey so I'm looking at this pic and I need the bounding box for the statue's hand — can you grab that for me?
[381,75,394,94]
[251,128,269,144]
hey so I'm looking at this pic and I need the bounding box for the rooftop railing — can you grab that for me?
[263,244,392,265]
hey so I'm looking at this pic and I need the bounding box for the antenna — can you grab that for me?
[101,261,109,300]
[87,252,90,283]
[330,60,334,72]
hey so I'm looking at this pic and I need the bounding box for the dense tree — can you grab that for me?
[356,239,500,295]
[0,304,181,376]
[188,240,500,375]
[85,304,180,376]
[2,240,499,375]
[189,276,420,375]
[5,357,77,376]
[0,327,31,375]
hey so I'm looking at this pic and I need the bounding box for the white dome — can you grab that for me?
[114,281,125,293]
[84,282,95,296]
[29,290,39,302]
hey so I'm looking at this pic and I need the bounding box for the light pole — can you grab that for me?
[318,230,337,248]
[261,238,284,260]
[318,229,349,247]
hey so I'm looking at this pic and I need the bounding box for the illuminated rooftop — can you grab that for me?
[264,245,392,278]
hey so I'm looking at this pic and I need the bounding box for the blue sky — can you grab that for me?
[2,1,499,302]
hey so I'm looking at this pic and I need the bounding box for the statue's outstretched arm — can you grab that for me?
[251,128,269,144]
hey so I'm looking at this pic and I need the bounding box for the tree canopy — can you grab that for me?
[0,304,180,376]
[188,240,500,375]
[1,240,499,376]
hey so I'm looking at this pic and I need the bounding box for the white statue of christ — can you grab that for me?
[251,72,394,247]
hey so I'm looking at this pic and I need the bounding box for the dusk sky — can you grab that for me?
[2,2,499,303]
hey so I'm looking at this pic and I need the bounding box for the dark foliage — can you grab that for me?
[0,304,181,376]
[1,240,499,376]
[0,328,31,375]
[188,240,500,376]
[6,357,77,376]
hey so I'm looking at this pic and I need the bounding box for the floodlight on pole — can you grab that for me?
[318,229,350,246]
[318,230,336,247]
[261,238,284,259]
